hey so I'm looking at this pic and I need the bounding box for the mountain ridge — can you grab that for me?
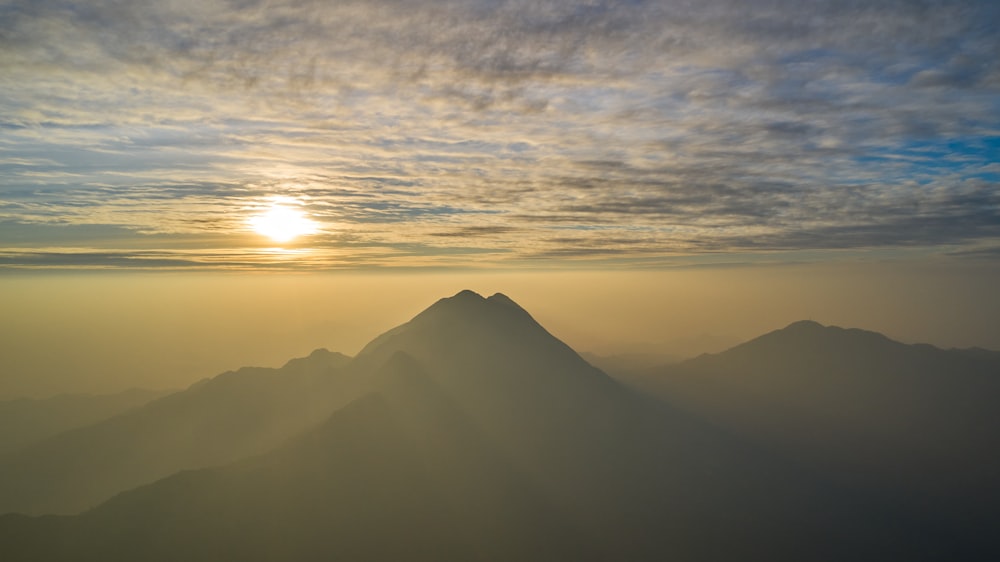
[0,388,172,456]
[0,348,358,515]
[692,319,1000,364]
[624,317,1000,556]
[1,292,995,560]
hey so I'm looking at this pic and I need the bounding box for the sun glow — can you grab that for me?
[249,202,318,243]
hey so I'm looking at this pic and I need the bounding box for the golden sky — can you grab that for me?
[3,262,999,398]
[1,1,999,397]
[1,0,998,269]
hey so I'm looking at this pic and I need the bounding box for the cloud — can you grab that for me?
[428,226,520,238]
[0,0,998,268]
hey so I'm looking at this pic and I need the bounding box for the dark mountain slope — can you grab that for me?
[629,320,1000,556]
[0,348,355,515]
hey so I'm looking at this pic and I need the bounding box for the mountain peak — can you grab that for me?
[409,290,531,325]
[420,290,487,315]
[783,320,825,331]
[281,348,351,371]
[486,292,515,304]
[485,291,530,312]
[354,290,612,393]
[688,318,909,373]
[358,290,543,360]
[754,319,896,349]
[453,289,486,300]
[772,320,899,348]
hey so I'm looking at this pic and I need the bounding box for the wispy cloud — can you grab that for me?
[1,0,997,268]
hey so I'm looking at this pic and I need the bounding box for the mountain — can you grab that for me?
[0,348,355,515]
[626,320,1000,554]
[0,294,989,560]
[351,290,642,493]
[1,352,595,562]
[0,388,170,455]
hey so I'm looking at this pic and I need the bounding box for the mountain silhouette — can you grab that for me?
[0,348,355,515]
[626,320,1000,557]
[0,293,988,560]
[352,291,638,493]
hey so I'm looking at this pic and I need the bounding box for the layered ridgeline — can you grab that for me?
[626,320,1000,556]
[0,349,353,515]
[0,388,171,456]
[0,292,991,560]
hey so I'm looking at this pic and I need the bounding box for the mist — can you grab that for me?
[2,259,998,399]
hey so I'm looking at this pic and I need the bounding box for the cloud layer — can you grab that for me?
[1,0,998,268]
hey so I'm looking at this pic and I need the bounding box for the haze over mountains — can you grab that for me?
[1,291,997,560]
[0,388,170,456]
[0,349,353,515]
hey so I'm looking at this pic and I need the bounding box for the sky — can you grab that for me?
[1,1,998,397]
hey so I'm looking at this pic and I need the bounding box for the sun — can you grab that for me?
[249,202,318,243]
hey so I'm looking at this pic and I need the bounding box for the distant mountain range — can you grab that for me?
[0,349,353,515]
[0,388,170,455]
[2,293,997,560]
